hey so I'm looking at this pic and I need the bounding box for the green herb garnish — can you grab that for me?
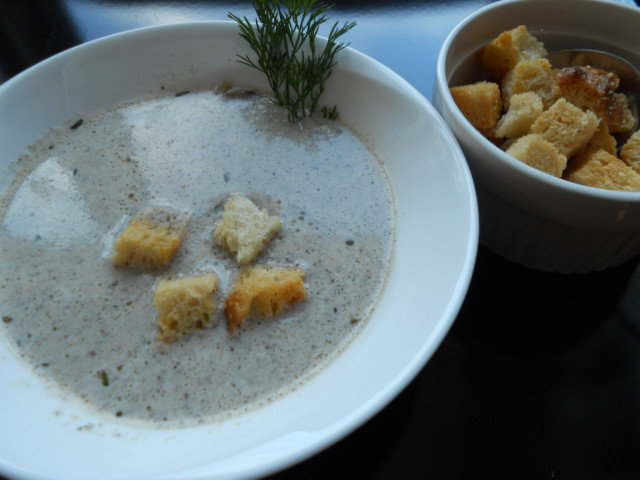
[229,0,356,121]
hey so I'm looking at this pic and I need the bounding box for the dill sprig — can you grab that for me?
[229,0,356,121]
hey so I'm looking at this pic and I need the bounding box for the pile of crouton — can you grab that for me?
[112,197,306,342]
[449,25,640,192]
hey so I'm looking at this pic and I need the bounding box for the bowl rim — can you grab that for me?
[435,0,640,203]
[0,20,479,480]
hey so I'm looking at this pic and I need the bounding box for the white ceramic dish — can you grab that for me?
[0,21,477,479]
[433,0,640,274]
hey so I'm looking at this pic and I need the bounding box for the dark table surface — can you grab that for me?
[2,1,640,479]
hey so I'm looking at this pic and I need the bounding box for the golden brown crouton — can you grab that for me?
[213,195,281,265]
[620,130,640,174]
[224,266,306,333]
[113,206,190,268]
[495,92,543,138]
[479,25,547,80]
[449,81,502,135]
[553,66,618,117]
[154,274,218,342]
[552,65,634,134]
[584,121,617,156]
[564,149,640,192]
[505,134,568,177]
[501,137,518,152]
[608,93,636,133]
[501,58,555,110]
[530,98,599,157]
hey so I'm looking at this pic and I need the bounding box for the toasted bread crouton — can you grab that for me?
[553,66,634,132]
[505,134,568,177]
[530,98,599,157]
[501,137,519,151]
[113,206,190,268]
[479,25,547,80]
[501,58,555,110]
[608,93,636,133]
[154,274,218,342]
[213,195,281,265]
[495,92,543,138]
[553,66,619,122]
[449,81,502,134]
[224,266,306,333]
[620,130,640,174]
[564,149,640,192]
[584,121,617,156]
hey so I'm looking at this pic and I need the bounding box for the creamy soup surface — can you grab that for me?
[0,90,394,427]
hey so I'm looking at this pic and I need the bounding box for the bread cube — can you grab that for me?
[213,196,281,265]
[505,134,568,177]
[584,121,617,156]
[620,130,640,174]
[553,66,619,122]
[449,81,502,134]
[500,137,518,152]
[494,92,543,138]
[564,149,640,192]
[608,93,636,133]
[530,98,599,157]
[501,58,555,110]
[553,66,634,133]
[224,266,306,333]
[154,274,218,342]
[113,206,190,268]
[479,25,547,79]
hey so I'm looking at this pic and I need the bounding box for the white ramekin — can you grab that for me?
[434,0,640,273]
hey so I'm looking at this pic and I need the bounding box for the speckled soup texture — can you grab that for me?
[0,89,395,427]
